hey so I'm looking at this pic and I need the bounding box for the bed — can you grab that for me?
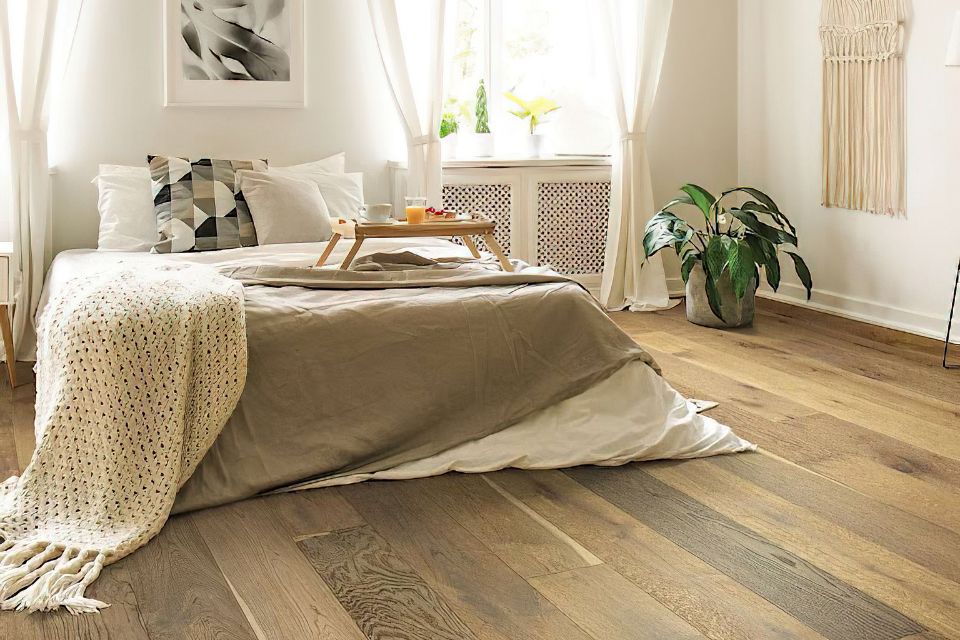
[38,236,754,514]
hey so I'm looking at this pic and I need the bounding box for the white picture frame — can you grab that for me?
[163,0,305,108]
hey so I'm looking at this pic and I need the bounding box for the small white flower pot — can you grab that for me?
[468,133,495,157]
[441,133,459,160]
[525,133,546,158]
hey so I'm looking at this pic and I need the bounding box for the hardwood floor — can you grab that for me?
[0,298,958,640]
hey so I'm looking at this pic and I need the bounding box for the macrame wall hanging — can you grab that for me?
[820,0,907,215]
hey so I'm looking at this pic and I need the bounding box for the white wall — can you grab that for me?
[739,0,960,340]
[48,0,739,285]
[49,0,405,254]
[650,0,739,291]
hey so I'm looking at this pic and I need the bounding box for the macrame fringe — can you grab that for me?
[0,539,108,614]
[820,0,906,215]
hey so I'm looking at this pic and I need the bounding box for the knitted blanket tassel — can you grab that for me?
[0,539,106,613]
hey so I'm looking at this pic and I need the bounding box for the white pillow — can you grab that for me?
[287,172,364,219]
[272,153,346,176]
[238,170,333,245]
[94,164,156,252]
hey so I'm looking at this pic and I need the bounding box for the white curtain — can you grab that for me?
[596,0,674,311]
[0,0,83,360]
[368,0,449,208]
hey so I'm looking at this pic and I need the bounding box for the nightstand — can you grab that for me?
[0,242,14,386]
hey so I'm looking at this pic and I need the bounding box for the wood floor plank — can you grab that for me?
[0,372,17,479]
[528,564,706,640]
[636,331,960,459]
[753,301,946,360]
[299,525,477,640]
[338,479,594,640]
[641,327,960,426]
[565,465,924,640]
[688,327,960,421]
[750,411,960,493]
[0,557,151,640]
[618,304,960,405]
[749,310,959,403]
[488,469,828,640]
[716,406,960,534]
[644,458,960,638]
[267,488,367,538]
[192,495,366,640]
[123,514,259,640]
[647,349,818,423]
[416,472,601,578]
[710,452,960,585]
[11,376,35,473]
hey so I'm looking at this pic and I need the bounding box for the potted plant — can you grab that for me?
[470,79,494,157]
[643,184,813,328]
[505,92,560,158]
[439,110,459,159]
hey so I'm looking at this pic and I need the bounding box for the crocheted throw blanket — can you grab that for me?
[0,266,246,613]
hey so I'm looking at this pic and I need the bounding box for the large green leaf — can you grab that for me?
[786,252,813,299]
[643,224,680,258]
[764,253,781,291]
[705,236,728,279]
[675,227,694,253]
[723,186,780,213]
[740,201,797,238]
[730,209,798,247]
[743,234,781,291]
[642,211,688,258]
[722,187,796,236]
[680,184,716,223]
[702,262,725,322]
[727,239,755,300]
[744,234,770,264]
[658,195,695,214]
[680,250,700,283]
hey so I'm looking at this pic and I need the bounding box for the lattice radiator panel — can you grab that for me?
[536,181,610,274]
[443,183,512,254]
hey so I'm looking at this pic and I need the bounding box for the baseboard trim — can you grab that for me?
[575,275,957,346]
[667,277,684,297]
[756,282,960,345]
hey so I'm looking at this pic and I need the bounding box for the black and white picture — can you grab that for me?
[180,0,291,82]
[164,0,304,107]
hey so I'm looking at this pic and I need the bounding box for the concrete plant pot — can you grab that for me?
[686,263,756,328]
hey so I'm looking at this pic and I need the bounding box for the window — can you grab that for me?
[445,0,613,156]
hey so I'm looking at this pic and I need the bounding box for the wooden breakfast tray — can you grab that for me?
[316,217,513,272]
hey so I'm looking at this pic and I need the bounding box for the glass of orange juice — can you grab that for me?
[405,196,427,224]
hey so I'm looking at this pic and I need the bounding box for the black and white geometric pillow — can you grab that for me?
[147,156,267,253]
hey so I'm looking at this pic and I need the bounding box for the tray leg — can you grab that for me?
[315,233,342,267]
[340,238,365,270]
[482,234,513,272]
[461,235,482,259]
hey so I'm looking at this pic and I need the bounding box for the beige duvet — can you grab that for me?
[38,239,753,514]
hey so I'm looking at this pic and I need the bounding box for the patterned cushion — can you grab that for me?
[147,156,267,253]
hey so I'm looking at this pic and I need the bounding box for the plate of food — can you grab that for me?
[425,208,471,222]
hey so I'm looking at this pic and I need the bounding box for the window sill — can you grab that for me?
[388,155,612,170]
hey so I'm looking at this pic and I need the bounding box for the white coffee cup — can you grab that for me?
[361,203,393,222]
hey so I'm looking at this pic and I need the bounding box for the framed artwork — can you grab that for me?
[164,0,305,108]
